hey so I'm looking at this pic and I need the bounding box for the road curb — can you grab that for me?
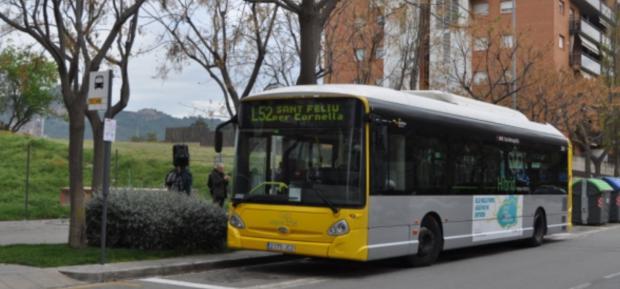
[58,252,293,283]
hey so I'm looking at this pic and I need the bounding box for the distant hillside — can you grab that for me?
[44,109,223,141]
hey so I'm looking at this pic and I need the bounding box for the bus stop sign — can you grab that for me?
[88,70,112,111]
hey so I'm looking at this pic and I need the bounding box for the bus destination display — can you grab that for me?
[241,99,359,128]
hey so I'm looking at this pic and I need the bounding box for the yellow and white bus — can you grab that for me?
[215,85,571,266]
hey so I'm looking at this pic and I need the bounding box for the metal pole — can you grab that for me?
[114,149,118,187]
[100,70,113,264]
[24,141,31,219]
[511,0,518,110]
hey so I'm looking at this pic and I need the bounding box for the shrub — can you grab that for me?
[86,190,227,251]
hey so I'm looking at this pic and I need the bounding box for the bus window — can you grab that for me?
[412,134,447,195]
[371,126,411,195]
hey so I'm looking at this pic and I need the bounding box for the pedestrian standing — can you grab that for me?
[165,165,193,195]
[208,163,229,207]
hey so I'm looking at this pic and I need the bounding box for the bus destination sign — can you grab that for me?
[241,99,359,128]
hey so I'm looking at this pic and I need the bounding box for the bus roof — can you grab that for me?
[247,84,567,140]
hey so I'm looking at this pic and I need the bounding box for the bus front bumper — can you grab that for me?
[228,227,368,261]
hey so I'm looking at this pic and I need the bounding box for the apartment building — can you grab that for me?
[326,0,617,88]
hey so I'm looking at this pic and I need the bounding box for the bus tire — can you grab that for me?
[527,211,546,247]
[404,217,443,267]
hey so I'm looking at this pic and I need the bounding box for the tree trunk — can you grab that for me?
[296,5,320,85]
[584,146,592,178]
[68,102,87,248]
[615,145,620,177]
[592,157,602,177]
[418,0,431,90]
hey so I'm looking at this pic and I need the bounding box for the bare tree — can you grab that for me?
[442,18,544,106]
[0,0,146,247]
[522,67,607,177]
[246,0,340,85]
[151,0,278,116]
[382,0,428,89]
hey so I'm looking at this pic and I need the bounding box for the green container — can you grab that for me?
[572,178,612,225]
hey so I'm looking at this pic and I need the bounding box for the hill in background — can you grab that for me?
[43,109,222,141]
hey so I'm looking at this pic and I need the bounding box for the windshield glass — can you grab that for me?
[233,98,365,207]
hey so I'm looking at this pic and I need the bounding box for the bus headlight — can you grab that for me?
[229,214,245,229]
[327,219,349,236]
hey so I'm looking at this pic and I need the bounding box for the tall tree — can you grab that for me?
[246,0,340,85]
[0,47,57,132]
[152,0,278,116]
[0,0,146,247]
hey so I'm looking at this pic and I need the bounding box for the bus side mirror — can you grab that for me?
[215,130,224,153]
[214,115,237,153]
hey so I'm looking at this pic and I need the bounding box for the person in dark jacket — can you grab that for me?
[208,163,229,207]
[165,165,193,195]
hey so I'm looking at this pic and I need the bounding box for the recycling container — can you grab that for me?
[601,177,620,223]
[572,178,612,225]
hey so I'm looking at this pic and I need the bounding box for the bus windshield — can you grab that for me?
[233,98,365,207]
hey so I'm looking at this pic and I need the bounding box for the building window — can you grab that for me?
[559,35,565,49]
[474,37,489,51]
[500,0,513,14]
[502,35,514,48]
[570,8,574,18]
[355,49,365,61]
[559,0,565,15]
[473,1,489,16]
[473,71,488,84]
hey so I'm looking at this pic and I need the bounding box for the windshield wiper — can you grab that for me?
[308,186,339,214]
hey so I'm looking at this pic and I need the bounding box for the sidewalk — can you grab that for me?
[0,220,289,288]
[0,265,82,289]
[0,251,288,289]
[0,219,68,245]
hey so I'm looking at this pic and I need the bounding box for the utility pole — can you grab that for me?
[511,0,518,110]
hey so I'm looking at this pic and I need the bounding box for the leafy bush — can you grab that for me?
[86,190,227,251]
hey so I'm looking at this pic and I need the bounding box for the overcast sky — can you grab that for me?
[3,16,230,119]
[124,41,227,118]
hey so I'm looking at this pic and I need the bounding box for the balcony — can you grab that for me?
[581,53,601,75]
[601,3,614,22]
[570,17,610,51]
[573,0,615,22]
[580,20,602,42]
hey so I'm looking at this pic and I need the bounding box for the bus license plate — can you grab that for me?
[267,242,295,252]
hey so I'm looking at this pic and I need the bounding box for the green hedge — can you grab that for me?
[86,190,227,250]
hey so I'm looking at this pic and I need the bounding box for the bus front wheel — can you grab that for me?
[404,217,443,267]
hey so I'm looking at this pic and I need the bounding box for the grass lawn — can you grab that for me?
[0,244,214,268]
[0,131,235,221]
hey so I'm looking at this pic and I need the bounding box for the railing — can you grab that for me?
[602,34,611,49]
[585,0,601,12]
[580,19,602,42]
[601,3,614,22]
[581,53,601,75]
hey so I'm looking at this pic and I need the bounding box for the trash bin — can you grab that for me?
[601,177,620,223]
[572,178,612,225]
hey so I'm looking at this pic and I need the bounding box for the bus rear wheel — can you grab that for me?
[527,211,546,247]
[404,217,443,267]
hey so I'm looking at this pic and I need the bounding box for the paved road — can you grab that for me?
[62,224,620,289]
